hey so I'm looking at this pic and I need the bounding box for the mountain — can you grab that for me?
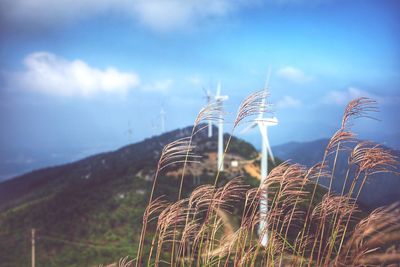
[3,128,395,266]
[0,126,259,210]
[273,139,400,210]
[0,145,117,182]
[0,125,262,267]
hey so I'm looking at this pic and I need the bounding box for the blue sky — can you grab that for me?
[0,0,399,179]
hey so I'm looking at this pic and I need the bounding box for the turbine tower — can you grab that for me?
[202,87,213,137]
[257,116,278,246]
[215,82,228,171]
[241,69,278,246]
[160,107,166,133]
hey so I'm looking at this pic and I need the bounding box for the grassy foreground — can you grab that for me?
[132,93,399,267]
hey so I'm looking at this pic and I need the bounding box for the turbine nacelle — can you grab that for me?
[255,117,278,127]
[215,95,229,102]
[215,81,229,102]
[240,116,278,135]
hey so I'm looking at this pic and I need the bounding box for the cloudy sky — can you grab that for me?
[0,0,399,179]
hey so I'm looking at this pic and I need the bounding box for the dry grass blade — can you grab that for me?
[336,204,400,266]
[136,197,167,266]
[180,220,200,244]
[188,184,215,213]
[157,137,201,171]
[263,163,310,208]
[312,195,355,219]
[350,141,398,175]
[207,227,243,258]
[234,90,271,127]
[305,162,330,181]
[341,97,378,130]
[194,101,225,127]
[140,138,200,266]
[143,197,168,223]
[212,177,248,215]
[357,253,400,266]
[119,256,134,267]
[326,130,355,153]
[157,199,190,232]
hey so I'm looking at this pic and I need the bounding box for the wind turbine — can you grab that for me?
[202,87,213,138]
[215,82,228,171]
[241,69,278,246]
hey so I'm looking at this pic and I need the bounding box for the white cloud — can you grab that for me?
[142,79,174,92]
[276,66,313,84]
[322,87,400,106]
[322,87,366,105]
[276,95,303,109]
[10,52,140,97]
[0,0,259,32]
[131,0,234,31]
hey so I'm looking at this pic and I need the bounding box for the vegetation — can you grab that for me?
[0,123,262,266]
[133,94,399,266]
[0,92,398,267]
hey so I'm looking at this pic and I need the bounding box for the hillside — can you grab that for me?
[3,130,391,266]
[273,138,400,210]
[0,125,266,267]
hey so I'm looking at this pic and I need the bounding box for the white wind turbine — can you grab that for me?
[202,87,213,138]
[215,82,228,171]
[241,69,278,246]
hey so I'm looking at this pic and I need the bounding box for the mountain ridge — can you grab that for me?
[1,127,397,266]
[0,125,258,211]
[0,125,264,267]
[273,138,400,210]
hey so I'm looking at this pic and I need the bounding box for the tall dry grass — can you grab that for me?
[131,93,399,267]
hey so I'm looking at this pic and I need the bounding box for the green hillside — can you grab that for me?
[0,124,337,267]
[0,126,264,267]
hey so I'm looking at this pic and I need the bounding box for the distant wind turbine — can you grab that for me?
[215,82,228,171]
[202,87,214,138]
[241,68,278,246]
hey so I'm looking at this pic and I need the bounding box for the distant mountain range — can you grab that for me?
[0,125,257,210]
[273,139,400,210]
[1,132,397,212]
[0,145,117,182]
[2,131,398,183]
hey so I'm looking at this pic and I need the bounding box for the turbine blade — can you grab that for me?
[258,123,268,144]
[258,124,275,164]
[216,81,221,97]
[259,66,271,119]
[240,122,258,134]
[264,65,271,91]
[267,139,275,164]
